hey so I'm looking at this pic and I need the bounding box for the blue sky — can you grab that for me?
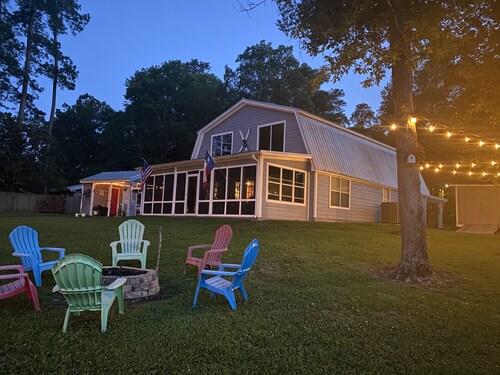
[36,0,386,118]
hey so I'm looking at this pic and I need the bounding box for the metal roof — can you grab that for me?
[80,171,140,183]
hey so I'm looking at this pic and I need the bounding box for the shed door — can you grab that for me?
[459,187,498,225]
[110,188,120,216]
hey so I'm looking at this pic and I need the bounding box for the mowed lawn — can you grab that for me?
[0,215,498,374]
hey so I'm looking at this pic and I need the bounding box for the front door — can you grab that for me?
[110,188,120,216]
[186,175,198,214]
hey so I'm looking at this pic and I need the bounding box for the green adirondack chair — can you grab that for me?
[110,219,150,269]
[51,253,126,333]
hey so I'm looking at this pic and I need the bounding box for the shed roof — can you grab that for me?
[80,171,140,183]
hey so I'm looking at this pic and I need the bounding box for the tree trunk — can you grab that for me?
[17,1,35,125]
[389,1,430,281]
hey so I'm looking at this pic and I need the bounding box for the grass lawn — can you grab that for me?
[0,215,499,374]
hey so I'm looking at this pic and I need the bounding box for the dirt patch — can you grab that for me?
[371,265,463,287]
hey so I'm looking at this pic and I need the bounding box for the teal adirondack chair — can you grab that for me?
[192,239,260,310]
[9,226,65,287]
[110,220,150,269]
[51,253,126,333]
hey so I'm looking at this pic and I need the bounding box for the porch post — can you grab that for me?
[107,184,112,217]
[89,184,95,216]
[437,202,444,229]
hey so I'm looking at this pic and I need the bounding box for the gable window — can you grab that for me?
[259,122,284,152]
[267,165,305,204]
[330,176,350,209]
[211,132,232,156]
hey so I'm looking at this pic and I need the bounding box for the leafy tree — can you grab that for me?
[123,59,227,164]
[225,40,349,126]
[350,103,377,129]
[52,94,115,184]
[274,0,497,281]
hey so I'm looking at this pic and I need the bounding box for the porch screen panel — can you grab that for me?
[154,175,164,201]
[175,173,186,214]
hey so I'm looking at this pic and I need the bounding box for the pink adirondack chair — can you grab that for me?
[184,224,233,278]
[0,265,40,311]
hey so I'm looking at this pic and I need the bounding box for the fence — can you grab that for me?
[0,191,81,214]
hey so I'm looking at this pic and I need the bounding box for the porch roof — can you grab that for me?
[80,171,140,184]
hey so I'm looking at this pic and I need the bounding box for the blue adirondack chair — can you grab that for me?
[192,239,259,310]
[9,226,65,287]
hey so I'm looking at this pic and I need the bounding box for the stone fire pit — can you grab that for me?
[102,266,160,300]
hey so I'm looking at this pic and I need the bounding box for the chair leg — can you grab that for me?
[140,257,146,269]
[63,308,71,332]
[112,256,117,267]
[238,284,248,301]
[101,303,112,333]
[192,284,202,308]
[224,290,237,311]
[116,288,125,314]
[28,282,40,311]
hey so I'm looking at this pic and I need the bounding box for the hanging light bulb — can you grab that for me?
[425,163,430,168]
[465,137,470,143]
[456,163,461,169]
[471,162,476,168]
[492,161,496,166]
[390,123,397,131]
[453,170,457,175]
[410,117,417,125]
[497,172,500,177]
[447,131,452,138]
[482,172,487,177]
[429,125,435,132]
[434,168,439,173]
[469,171,473,176]
[439,164,443,169]
[479,141,485,147]
[495,144,500,150]
[419,166,424,170]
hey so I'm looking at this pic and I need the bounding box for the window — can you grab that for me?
[383,188,391,202]
[259,122,284,152]
[330,176,350,209]
[211,132,232,156]
[267,165,305,204]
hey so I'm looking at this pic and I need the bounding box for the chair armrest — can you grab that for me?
[201,269,237,277]
[104,277,127,290]
[187,244,212,258]
[218,263,241,271]
[52,285,60,293]
[0,273,29,280]
[40,247,65,258]
[0,264,24,273]
[110,240,120,255]
[12,252,32,258]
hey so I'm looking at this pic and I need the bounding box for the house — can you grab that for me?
[79,171,141,217]
[451,184,500,234]
[141,99,445,225]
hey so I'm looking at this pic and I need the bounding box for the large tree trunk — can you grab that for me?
[389,1,430,281]
[17,0,35,124]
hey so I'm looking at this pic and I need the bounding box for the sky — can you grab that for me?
[36,0,386,119]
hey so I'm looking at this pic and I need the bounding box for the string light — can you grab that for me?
[471,162,476,168]
[456,163,461,168]
[482,172,487,177]
[429,125,435,132]
[410,117,417,125]
[447,131,452,138]
[453,170,457,175]
[390,123,397,131]
[439,164,443,169]
[479,140,485,147]
[420,166,424,170]
[434,168,439,173]
[465,136,470,143]
[425,163,430,168]
[469,171,473,176]
[496,144,500,150]
[492,161,497,166]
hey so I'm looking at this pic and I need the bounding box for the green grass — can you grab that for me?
[0,215,498,374]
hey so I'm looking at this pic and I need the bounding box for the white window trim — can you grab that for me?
[265,162,307,206]
[382,187,391,203]
[210,131,233,156]
[329,175,351,210]
[257,121,286,152]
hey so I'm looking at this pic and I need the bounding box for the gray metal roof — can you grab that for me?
[297,113,430,195]
[80,171,140,183]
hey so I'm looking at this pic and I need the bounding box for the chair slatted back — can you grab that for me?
[9,226,42,268]
[119,220,145,254]
[211,225,233,251]
[233,239,259,287]
[52,254,102,310]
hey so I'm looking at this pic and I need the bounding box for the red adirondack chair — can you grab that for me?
[183,224,233,278]
[0,265,40,311]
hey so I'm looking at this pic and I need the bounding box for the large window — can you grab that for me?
[259,122,284,152]
[212,132,232,156]
[330,176,350,209]
[267,165,305,204]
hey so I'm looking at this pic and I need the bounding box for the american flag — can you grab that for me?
[141,159,153,190]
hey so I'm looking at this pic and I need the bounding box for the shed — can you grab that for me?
[79,171,141,217]
[451,184,500,234]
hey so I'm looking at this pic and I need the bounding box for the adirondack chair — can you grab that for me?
[110,219,150,269]
[192,239,259,310]
[9,226,65,287]
[0,265,40,311]
[184,224,233,278]
[51,253,126,333]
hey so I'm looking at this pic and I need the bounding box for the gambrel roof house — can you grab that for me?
[142,99,445,225]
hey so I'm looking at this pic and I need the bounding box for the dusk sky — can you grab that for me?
[36,0,386,118]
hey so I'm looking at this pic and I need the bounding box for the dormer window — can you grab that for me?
[211,132,232,156]
[258,122,284,152]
